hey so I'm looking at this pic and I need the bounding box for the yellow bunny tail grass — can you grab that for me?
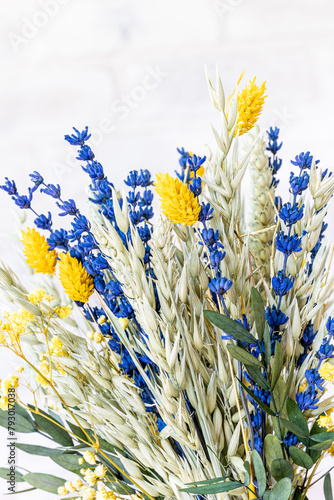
[22,228,58,274]
[58,252,94,303]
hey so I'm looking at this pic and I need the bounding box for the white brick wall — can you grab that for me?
[0,1,333,497]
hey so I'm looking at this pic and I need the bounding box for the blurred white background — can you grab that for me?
[0,0,334,498]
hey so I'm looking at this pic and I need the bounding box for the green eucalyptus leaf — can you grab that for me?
[289,446,313,469]
[237,378,275,416]
[0,408,36,433]
[243,461,251,487]
[310,417,327,462]
[180,480,244,494]
[271,341,283,390]
[270,478,292,500]
[252,450,266,497]
[15,443,64,456]
[324,473,333,500]
[244,365,270,390]
[271,459,294,482]
[30,406,73,446]
[0,468,24,482]
[250,287,266,341]
[204,311,257,344]
[286,398,309,435]
[309,440,332,451]
[263,323,271,366]
[310,431,334,443]
[279,418,309,438]
[67,421,88,442]
[23,473,66,494]
[263,491,271,500]
[264,434,284,469]
[271,377,287,414]
[48,409,64,426]
[51,453,88,472]
[227,344,263,367]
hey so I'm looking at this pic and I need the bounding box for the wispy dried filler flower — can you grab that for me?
[22,228,58,274]
[58,252,94,303]
[235,77,266,136]
[155,173,201,225]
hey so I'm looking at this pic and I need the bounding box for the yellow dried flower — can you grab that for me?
[319,361,334,383]
[45,294,54,302]
[58,252,94,303]
[319,415,334,431]
[1,375,19,395]
[97,315,106,325]
[94,332,104,344]
[0,396,8,411]
[119,318,129,330]
[0,332,6,344]
[55,306,72,318]
[82,487,96,500]
[94,464,107,478]
[57,486,68,496]
[83,451,96,464]
[234,78,266,136]
[78,457,84,465]
[50,336,66,356]
[65,481,76,492]
[22,228,58,274]
[15,366,24,373]
[84,469,98,486]
[73,479,83,490]
[155,173,201,225]
[28,288,46,304]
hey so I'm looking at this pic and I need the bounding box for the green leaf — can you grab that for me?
[250,287,266,341]
[289,446,313,469]
[324,473,333,500]
[252,450,266,497]
[264,434,284,469]
[270,478,292,500]
[271,459,294,482]
[14,404,35,426]
[310,417,326,462]
[0,468,24,482]
[204,311,257,344]
[271,341,283,390]
[227,344,263,367]
[263,323,271,366]
[243,461,251,487]
[292,486,302,500]
[0,408,36,434]
[15,443,64,456]
[51,453,88,473]
[244,365,270,390]
[237,378,275,416]
[271,377,287,414]
[30,407,73,446]
[66,421,88,442]
[180,481,244,494]
[309,440,333,451]
[286,399,309,435]
[48,409,64,426]
[23,473,66,494]
[279,418,309,438]
[263,492,271,500]
[310,431,334,443]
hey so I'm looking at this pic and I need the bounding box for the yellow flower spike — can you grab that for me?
[54,305,72,319]
[58,252,94,303]
[234,77,267,136]
[155,173,201,225]
[319,361,334,383]
[21,228,58,274]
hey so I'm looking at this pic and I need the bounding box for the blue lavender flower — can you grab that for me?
[138,190,154,207]
[138,224,152,243]
[296,385,319,410]
[291,151,319,170]
[276,232,303,256]
[34,212,52,231]
[29,171,44,186]
[0,178,17,195]
[267,126,280,141]
[279,202,304,226]
[265,306,288,329]
[198,203,214,223]
[266,127,282,155]
[82,161,104,180]
[316,340,334,361]
[209,250,226,271]
[47,229,69,250]
[283,432,299,447]
[272,271,294,296]
[200,228,223,248]
[57,199,79,217]
[124,171,141,189]
[177,147,191,168]
[208,277,232,296]
[127,191,141,205]
[77,145,94,161]
[305,369,324,391]
[326,317,334,335]
[139,169,153,187]
[189,177,202,197]
[188,154,206,172]
[64,126,91,146]
[289,172,309,195]
[70,215,90,239]
[12,192,32,209]
[41,183,61,199]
